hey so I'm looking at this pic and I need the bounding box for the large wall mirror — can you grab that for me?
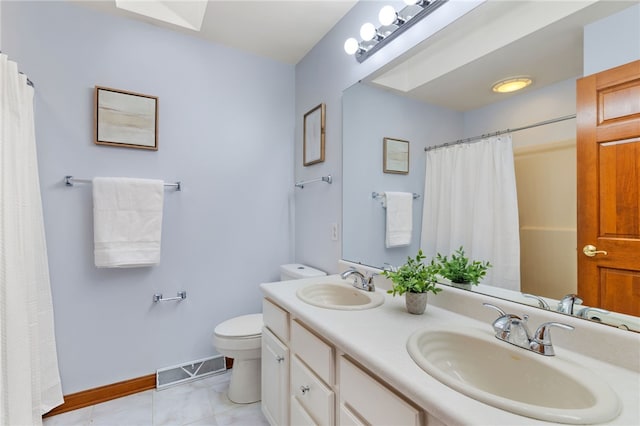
[342,1,639,332]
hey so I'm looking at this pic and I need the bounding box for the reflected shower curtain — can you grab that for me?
[0,54,63,424]
[421,135,521,290]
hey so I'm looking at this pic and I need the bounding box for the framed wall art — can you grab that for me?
[383,137,409,174]
[303,103,326,166]
[95,86,158,150]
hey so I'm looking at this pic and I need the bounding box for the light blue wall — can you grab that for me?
[463,78,577,148]
[2,1,294,393]
[584,3,640,75]
[342,83,462,268]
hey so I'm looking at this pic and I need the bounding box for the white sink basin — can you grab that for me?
[407,327,620,424]
[296,283,384,310]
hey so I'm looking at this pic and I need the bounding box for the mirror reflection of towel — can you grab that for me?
[384,192,412,248]
[93,177,164,268]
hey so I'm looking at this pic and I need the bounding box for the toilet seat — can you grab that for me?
[214,313,262,339]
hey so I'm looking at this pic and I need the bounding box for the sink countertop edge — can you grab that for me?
[260,276,640,426]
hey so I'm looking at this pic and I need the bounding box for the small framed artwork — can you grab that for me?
[383,137,410,174]
[95,86,158,150]
[303,103,326,166]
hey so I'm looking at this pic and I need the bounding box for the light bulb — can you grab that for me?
[344,38,359,55]
[378,5,397,26]
[360,23,376,41]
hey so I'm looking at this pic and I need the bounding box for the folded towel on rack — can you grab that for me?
[384,192,413,248]
[93,177,164,268]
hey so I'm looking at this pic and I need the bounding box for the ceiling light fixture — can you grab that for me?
[344,0,448,63]
[492,76,533,93]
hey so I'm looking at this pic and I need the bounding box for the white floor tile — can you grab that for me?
[91,391,154,426]
[43,372,266,426]
[43,406,92,426]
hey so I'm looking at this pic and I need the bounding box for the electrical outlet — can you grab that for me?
[331,222,339,241]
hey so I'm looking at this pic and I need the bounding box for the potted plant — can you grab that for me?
[432,246,491,289]
[382,249,441,314]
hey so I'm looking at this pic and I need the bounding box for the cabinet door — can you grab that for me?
[262,327,289,426]
[339,403,366,426]
[291,396,318,426]
[291,355,334,425]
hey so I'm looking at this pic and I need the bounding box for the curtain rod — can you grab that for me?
[0,51,34,87]
[424,114,577,152]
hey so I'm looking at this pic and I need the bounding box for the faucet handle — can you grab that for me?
[531,322,574,356]
[576,306,610,320]
[522,293,551,310]
[483,303,507,317]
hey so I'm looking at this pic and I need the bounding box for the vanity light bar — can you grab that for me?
[345,0,449,63]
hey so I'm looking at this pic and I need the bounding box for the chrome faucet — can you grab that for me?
[557,294,583,315]
[484,303,574,356]
[340,267,375,292]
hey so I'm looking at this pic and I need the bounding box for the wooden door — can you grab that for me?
[577,59,640,317]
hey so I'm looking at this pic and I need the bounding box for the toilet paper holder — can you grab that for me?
[153,291,187,303]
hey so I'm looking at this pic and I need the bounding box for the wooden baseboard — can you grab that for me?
[44,358,234,418]
[43,374,156,418]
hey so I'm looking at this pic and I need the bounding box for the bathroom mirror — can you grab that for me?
[342,1,639,331]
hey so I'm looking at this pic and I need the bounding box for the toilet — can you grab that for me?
[212,263,326,403]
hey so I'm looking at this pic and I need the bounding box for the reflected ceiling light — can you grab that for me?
[492,76,533,93]
[345,0,448,63]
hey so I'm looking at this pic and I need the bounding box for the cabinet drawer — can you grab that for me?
[291,320,334,384]
[339,356,421,426]
[263,298,289,342]
[291,355,334,425]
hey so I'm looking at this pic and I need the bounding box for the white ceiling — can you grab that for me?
[76,0,358,64]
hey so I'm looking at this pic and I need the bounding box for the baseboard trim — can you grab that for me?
[44,359,235,418]
[43,374,156,418]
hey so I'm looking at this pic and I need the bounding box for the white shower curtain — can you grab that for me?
[421,135,521,290]
[0,54,63,424]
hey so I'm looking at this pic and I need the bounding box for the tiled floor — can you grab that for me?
[43,371,269,426]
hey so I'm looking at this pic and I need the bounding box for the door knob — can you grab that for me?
[300,385,310,395]
[275,355,285,363]
[583,245,608,257]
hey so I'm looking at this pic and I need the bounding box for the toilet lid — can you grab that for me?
[215,313,263,338]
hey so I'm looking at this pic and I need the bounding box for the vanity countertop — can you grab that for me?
[260,275,640,426]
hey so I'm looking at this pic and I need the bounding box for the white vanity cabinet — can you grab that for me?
[261,298,433,426]
[262,299,290,426]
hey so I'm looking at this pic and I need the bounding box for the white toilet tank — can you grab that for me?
[280,264,326,281]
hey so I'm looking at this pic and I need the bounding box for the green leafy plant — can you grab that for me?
[383,250,442,297]
[432,246,491,285]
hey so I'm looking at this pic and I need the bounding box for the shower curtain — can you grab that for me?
[0,54,63,424]
[421,135,521,290]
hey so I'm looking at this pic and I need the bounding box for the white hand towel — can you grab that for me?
[93,177,164,268]
[384,191,413,248]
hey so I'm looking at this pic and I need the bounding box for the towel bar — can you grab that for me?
[65,175,181,191]
[295,174,332,189]
[153,291,187,303]
[372,191,420,202]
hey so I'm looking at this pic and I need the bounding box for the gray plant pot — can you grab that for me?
[451,281,472,290]
[405,292,428,315]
